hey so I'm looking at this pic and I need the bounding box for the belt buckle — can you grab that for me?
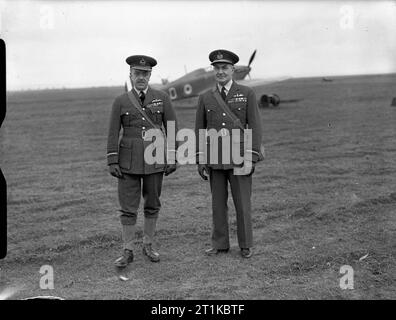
[220,128,228,136]
[141,130,146,139]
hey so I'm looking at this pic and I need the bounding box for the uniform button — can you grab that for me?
[238,108,241,110]
[126,112,129,115]
[142,117,145,120]
[142,108,145,111]
[222,122,225,126]
[142,126,146,130]
[223,113,226,116]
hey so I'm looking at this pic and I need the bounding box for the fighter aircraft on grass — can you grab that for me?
[125,50,290,107]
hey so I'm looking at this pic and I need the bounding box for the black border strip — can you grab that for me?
[0,38,7,259]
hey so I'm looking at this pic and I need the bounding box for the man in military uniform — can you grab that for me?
[107,55,178,267]
[195,49,263,258]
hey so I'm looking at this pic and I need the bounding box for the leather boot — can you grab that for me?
[143,218,160,262]
[114,224,135,267]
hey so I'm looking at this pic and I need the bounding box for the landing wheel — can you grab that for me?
[260,94,280,107]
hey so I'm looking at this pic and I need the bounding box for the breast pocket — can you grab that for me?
[149,105,163,124]
[121,112,133,127]
[206,107,218,127]
[118,139,133,170]
[230,102,247,123]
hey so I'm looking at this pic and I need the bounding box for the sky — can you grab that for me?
[1,0,396,91]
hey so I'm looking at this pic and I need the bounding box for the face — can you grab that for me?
[213,63,234,86]
[130,68,151,90]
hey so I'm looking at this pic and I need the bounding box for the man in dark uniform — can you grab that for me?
[107,55,178,267]
[195,49,263,258]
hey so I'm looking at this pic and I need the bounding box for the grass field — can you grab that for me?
[1,74,395,299]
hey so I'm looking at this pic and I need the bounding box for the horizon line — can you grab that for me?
[6,71,396,93]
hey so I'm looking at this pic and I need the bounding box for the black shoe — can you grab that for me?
[114,249,134,268]
[240,248,252,258]
[205,247,230,256]
[143,243,160,262]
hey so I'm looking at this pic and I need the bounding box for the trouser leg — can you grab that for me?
[209,169,230,249]
[118,174,141,249]
[228,171,253,248]
[121,224,136,251]
[142,172,164,244]
[143,218,157,245]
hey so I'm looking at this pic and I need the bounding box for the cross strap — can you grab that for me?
[212,89,265,162]
[127,90,163,132]
[212,90,245,131]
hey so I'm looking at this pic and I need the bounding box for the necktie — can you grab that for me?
[221,86,227,101]
[139,91,145,105]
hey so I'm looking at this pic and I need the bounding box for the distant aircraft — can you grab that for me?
[125,50,285,107]
[322,77,333,82]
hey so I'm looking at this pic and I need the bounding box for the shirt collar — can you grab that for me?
[217,80,233,93]
[133,86,149,95]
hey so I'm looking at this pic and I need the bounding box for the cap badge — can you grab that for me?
[139,58,146,65]
[216,52,223,60]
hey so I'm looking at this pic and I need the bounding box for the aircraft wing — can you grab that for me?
[150,83,164,90]
[236,76,290,88]
[192,77,291,96]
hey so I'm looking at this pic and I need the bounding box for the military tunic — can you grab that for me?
[195,81,263,249]
[107,87,177,174]
[107,87,178,225]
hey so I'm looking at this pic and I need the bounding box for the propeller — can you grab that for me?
[158,74,170,85]
[161,76,170,85]
[247,49,257,79]
[248,49,257,67]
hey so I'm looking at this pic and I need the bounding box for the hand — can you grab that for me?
[246,163,255,177]
[164,164,177,176]
[109,164,124,179]
[239,161,255,176]
[233,161,255,176]
[198,164,209,181]
[245,162,256,177]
